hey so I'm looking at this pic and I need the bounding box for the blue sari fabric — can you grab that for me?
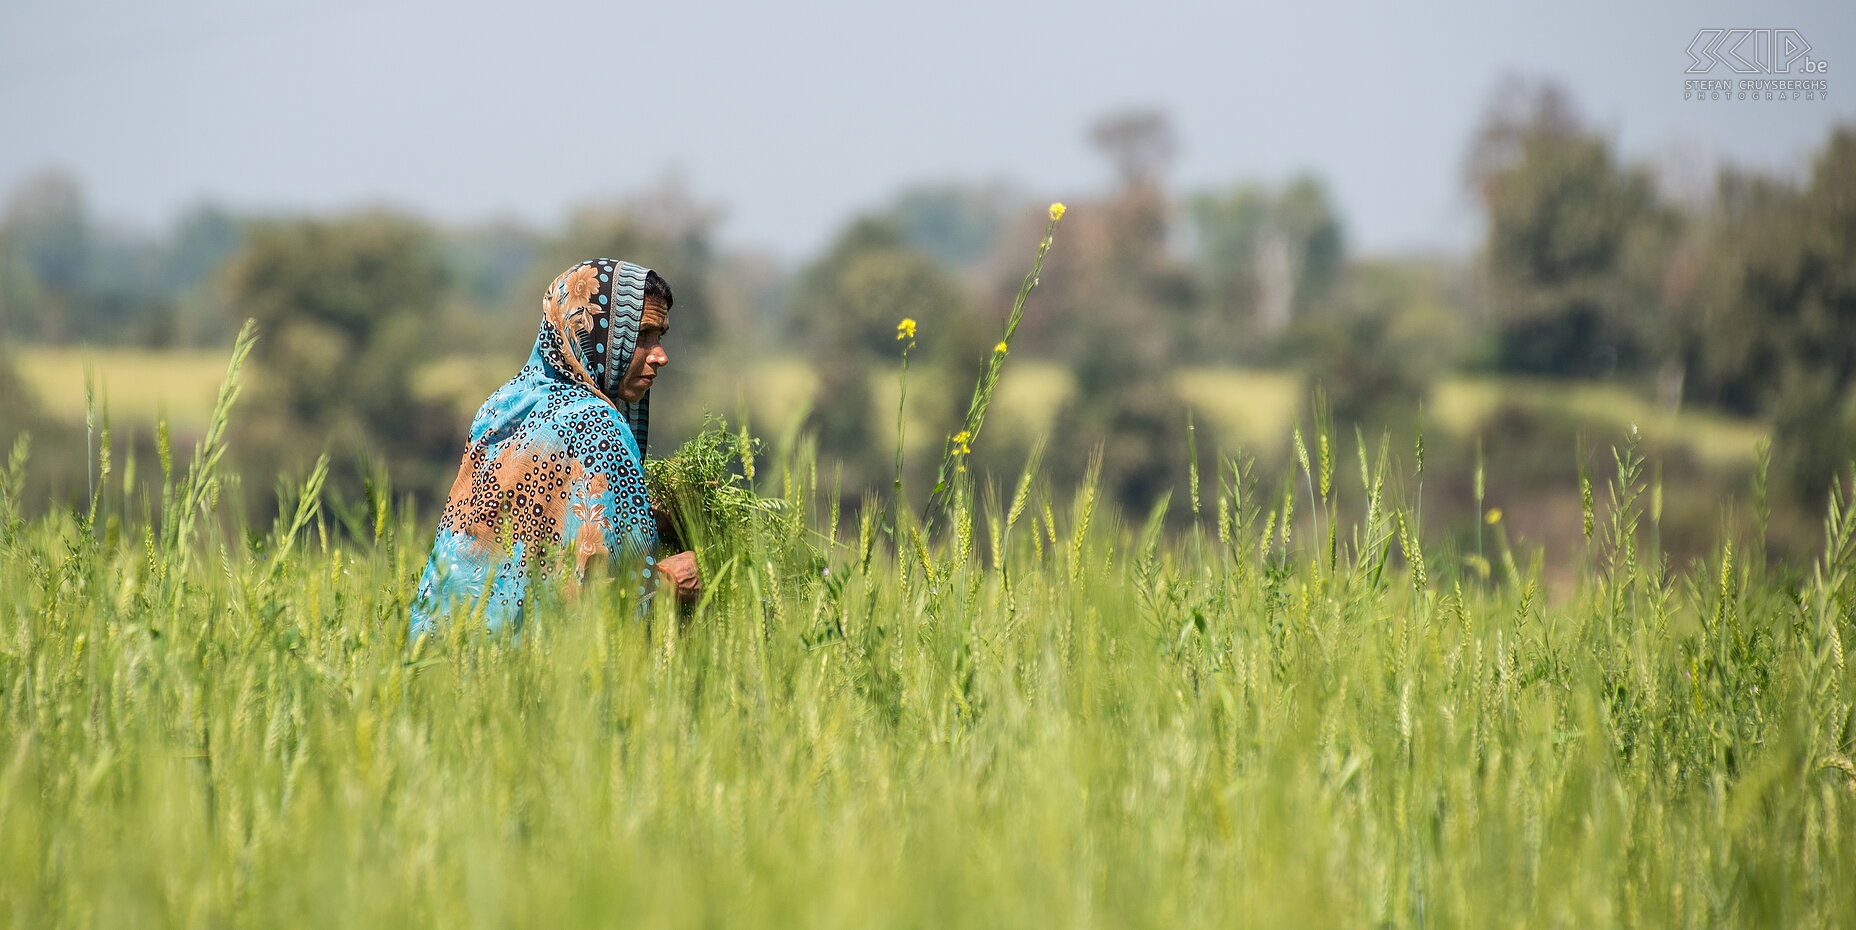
[409,259,661,636]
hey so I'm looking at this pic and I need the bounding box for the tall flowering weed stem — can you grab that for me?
[892,318,917,535]
[923,204,1065,533]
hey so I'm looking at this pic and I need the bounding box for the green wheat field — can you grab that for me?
[3,333,1854,929]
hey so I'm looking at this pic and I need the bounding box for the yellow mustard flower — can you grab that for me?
[951,430,972,455]
[1049,202,1066,221]
[1485,507,1503,525]
[896,318,917,341]
[993,342,1008,354]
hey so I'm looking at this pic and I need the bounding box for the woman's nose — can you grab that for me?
[650,344,669,366]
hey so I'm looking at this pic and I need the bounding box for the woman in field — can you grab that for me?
[408,259,700,637]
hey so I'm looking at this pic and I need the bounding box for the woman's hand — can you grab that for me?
[655,550,701,605]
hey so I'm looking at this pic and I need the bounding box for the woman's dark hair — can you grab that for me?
[644,269,673,310]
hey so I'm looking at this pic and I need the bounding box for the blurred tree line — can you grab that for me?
[1465,79,1856,506]
[2,82,1852,539]
[0,171,239,346]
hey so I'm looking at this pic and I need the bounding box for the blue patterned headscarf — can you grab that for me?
[408,259,664,636]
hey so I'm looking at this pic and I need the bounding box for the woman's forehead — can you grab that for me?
[641,300,669,331]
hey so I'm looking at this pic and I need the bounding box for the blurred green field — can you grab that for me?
[13,348,1768,469]
[0,370,1848,927]
[14,347,233,431]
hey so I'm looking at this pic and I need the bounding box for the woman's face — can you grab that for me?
[615,302,669,403]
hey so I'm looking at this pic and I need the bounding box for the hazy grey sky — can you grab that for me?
[2,0,1850,258]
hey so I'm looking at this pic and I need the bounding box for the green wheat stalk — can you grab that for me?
[166,319,257,567]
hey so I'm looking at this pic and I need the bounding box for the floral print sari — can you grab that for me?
[409,259,661,636]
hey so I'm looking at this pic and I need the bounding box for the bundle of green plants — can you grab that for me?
[645,414,822,575]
